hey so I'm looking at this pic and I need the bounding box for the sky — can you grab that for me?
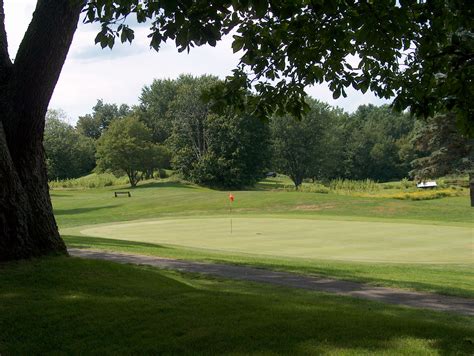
[4,0,388,123]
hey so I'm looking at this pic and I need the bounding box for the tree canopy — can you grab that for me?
[44,110,95,180]
[410,113,472,180]
[96,116,168,187]
[138,75,196,144]
[77,99,132,139]
[271,100,331,188]
[341,105,414,181]
[166,75,270,188]
[86,0,473,135]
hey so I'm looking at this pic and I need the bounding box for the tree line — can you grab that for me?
[44,75,472,189]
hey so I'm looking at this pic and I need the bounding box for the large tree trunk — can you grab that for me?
[0,0,84,261]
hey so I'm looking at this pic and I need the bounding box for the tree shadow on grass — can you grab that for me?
[134,181,234,192]
[50,192,74,197]
[254,180,289,191]
[0,257,472,354]
[280,263,474,300]
[63,235,171,251]
[54,205,120,216]
[62,235,474,299]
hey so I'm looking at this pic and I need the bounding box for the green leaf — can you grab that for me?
[252,0,268,17]
[94,32,104,45]
[120,29,127,43]
[107,35,115,49]
[232,36,245,53]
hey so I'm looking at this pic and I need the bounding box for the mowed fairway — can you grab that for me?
[76,217,472,264]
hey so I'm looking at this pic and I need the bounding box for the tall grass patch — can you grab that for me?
[383,188,465,201]
[274,176,467,201]
[328,178,380,193]
[49,173,129,189]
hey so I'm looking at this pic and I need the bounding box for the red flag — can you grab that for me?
[229,193,234,202]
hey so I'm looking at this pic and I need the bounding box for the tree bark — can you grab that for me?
[0,0,84,261]
[0,1,10,68]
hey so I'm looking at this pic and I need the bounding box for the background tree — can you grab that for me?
[305,103,347,182]
[341,105,414,181]
[271,100,331,189]
[96,116,166,187]
[185,113,270,188]
[169,76,269,188]
[167,75,217,172]
[138,75,196,144]
[410,113,473,206]
[142,144,171,180]
[76,99,131,139]
[44,109,95,180]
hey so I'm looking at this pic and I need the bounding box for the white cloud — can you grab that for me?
[4,0,35,59]
[4,0,389,122]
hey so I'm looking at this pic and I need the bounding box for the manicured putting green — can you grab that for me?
[79,218,473,263]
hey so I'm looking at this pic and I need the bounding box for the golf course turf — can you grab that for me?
[69,217,472,264]
[54,180,473,298]
[1,178,473,354]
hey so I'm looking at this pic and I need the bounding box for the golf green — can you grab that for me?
[76,217,473,264]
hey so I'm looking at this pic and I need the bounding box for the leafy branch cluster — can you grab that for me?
[86,0,473,135]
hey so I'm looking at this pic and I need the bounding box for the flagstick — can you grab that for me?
[228,192,234,234]
[230,200,233,234]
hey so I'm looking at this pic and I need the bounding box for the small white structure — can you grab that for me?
[417,181,437,189]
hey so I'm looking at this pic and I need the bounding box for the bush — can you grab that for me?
[44,111,96,180]
[329,179,380,192]
[439,175,470,188]
[156,169,168,179]
[400,178,413,189]
[296,184,330,194]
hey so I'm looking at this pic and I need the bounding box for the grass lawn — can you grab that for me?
[1,257,473,355]
[53,180,474,298]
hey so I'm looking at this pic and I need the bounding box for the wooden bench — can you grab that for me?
[114,191,131,197]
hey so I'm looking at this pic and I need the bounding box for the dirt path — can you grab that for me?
[69,248,474,316]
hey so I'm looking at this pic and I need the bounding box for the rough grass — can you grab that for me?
[260,176,468,200]
[49,173,130,189]
[0,257,473,355]
[383,188,465,200]
[48,171,177,189]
